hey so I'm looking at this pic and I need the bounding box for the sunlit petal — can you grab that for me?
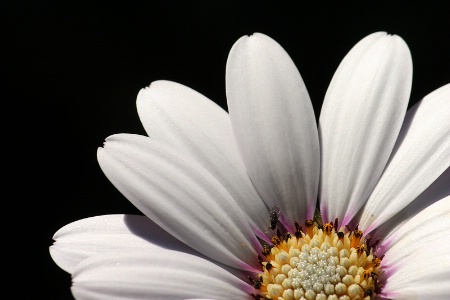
[381,197,450,299]
[71,248,254,300]
[319,32,412,225]
[226,32,319,226]
[97,134,261,271]
[381,246,450,300]
[360,84,450,233]
[380,196,450,268]
[50,214,196,274]
[137,80,269,236]
[373,167,449,241]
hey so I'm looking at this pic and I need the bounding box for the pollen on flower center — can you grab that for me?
[251,218,382,300]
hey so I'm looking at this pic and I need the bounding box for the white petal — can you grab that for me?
[97,134,261,271]
[49,214,196,274]
[226,33,319,226]
[136,80,269,237]
[380,197,450,299]
[373,167,449,241]
[381,246,450,299]
[71,248,254,300]
[319,32,412,225]
[360,84,450,233]
[379,196,450,268]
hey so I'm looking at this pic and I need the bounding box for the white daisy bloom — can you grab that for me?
[50,32,450,300]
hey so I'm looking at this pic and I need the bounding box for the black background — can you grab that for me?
[4,1,449,299]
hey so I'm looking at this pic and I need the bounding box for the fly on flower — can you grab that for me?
[50,31,450,300]
[269,205,280,231]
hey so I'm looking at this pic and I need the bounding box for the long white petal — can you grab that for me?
[136,80,269,237]
[379,196,450,268]
[319,32,412,225]
[226,33,319,227]
[380,198,450,299]
[360,84,450,233]
[373,167,449,241]
[97,134,261,271]
[71,248,255,300]
[381,247,450,299]
[49,214,197,274]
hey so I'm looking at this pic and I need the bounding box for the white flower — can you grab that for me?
[50,32,450,300]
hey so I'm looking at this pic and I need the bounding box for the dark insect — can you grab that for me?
[269,205,280,230]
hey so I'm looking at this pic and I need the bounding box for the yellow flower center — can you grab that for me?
[252,219,382,300]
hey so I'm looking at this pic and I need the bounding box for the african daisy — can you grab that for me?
[50,32,450,300]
